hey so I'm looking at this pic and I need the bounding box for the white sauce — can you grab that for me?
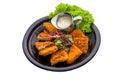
[57,15,72,29]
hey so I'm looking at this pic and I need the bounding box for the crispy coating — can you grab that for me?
[71,29,85,38]
[43,22,58,33]
[39,46,58,56]
[73,37,88,53]
[71,29,89,53]
[67,44,82,64]
[50,50,68,65]
[37,32,52,41]
[43,30,48,34]
[34,41,54,50]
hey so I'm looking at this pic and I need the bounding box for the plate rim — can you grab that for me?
[22,16,101,72]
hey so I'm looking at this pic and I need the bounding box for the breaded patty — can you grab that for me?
[37,32,52,41]
[34,41,54,50]
[67,44,82,64]
[71,29,85,38]
[73,37,88,53]
[71,29,89,53]
[39,45,58,56]
[43,22,58,33]
[50,49,68,65]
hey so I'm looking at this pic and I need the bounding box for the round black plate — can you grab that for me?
[22,16,101,71]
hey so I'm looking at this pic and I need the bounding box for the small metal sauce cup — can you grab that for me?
[51,12,82,31]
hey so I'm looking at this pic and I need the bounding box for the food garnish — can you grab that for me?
[49,3,94,33]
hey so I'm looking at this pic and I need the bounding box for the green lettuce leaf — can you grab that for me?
[48,3,94,33]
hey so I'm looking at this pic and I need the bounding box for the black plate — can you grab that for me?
[22,16,101,71]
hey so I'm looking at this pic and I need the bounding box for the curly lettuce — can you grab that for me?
[49,3,94,33]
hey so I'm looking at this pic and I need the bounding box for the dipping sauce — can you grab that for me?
[57,15,72,29]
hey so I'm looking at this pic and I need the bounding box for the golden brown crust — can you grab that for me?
[43,30,49,34]
[37,32,52,41]
[67,44,82,64]
[73,37,88,53]
[71,29,85,38]
[43,22,58,33]
[71,29,89,54]
[39,46,58,56]
[34,41,54,50]
[50,50,68,65]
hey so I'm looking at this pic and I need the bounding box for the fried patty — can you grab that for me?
[39,45,58,56]
[67,44,83,64]
[71,29,89,53]
[34,41,54,50]
[50,49,68,65]
[43,22,58,33]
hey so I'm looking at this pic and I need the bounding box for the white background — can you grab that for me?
[0,0,120,80]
